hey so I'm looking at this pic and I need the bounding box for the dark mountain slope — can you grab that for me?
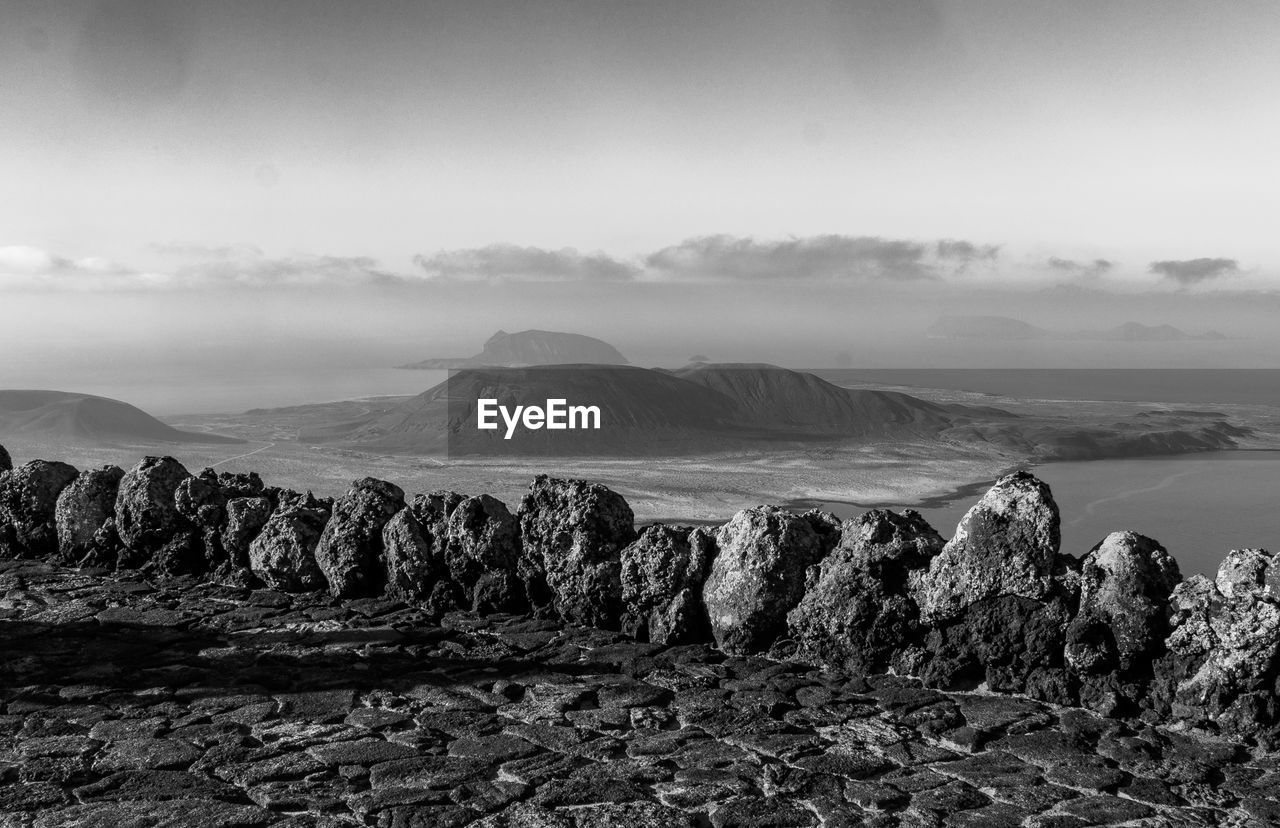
[672,364,952,437]
[315,364,961,455]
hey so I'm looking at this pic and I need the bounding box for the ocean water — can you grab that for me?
[815,450,1280,578]
[811,368,1280,406]
[0,366,448,416]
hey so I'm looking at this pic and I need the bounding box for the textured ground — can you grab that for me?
[1,560,1277,828]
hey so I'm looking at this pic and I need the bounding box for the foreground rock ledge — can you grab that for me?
[6,445,1280,822]
[1,559,1276,828]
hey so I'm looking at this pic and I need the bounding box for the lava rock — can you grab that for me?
[908,473,1078,703]
[919,594,1077,704]
[114,456,197,573]
[445,494,525,612]
[221,496,273,569]
[913,471,1062,623]
[619,523,716,644]
[1152,549,1280,743]
[216,470,266,499]
[54,465,125,565]
[1066,532,1181,715]
[314,477,405,598]
[176,470,230,570]
[0,443,10,472]
[0,460,80,559]
[800,508,843,557]
[1216,546,1280,599]
[788,509,943,674]
[517,475,637,628]
[383,491,460,606]
[702,505,827,655]
[248,493,331,592]
[175,470,227,529]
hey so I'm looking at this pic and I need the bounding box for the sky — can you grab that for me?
[3,0,1280,392]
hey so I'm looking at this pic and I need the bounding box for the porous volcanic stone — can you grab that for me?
[383,491,460,605]
[910,472,1078,704]
[702,505,826,655]
[175,469,230,570]
[114,456,196,573]
[919,593,1077,703]
[215,470,266,499]
[222,496,273,569]
[620,523,716,644]
[1066,531,1181,715]
[54,465,125,565]
[788,509,943,674]
[248,493,331,592]
[913,471,1062,623]
[0,459,80,559]
[518,475,636,628]
[1152,548,1280,743]
[445,494,525,613]
[314,477,405,598]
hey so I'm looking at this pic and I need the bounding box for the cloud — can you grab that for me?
[0,245,71,272]
[1047,256,1114,278]
[172,253,401,287]
[1149,257,1240,286]
[643,234,992,282]
[936,240,1000,264]
[413,244,638,283]
[0,244,146,288]
[1,244,403,290]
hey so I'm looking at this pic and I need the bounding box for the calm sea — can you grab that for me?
[807,450,1280,578]
[0,366,447,416]
[810,368,1280,406]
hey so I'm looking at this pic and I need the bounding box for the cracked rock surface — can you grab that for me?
[1,559,1275,828]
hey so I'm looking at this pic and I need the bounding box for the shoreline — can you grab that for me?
[650,446,1280,529]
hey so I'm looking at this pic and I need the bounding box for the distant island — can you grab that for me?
[302,363,1245,460]
[399,329,629,369]
[927,315,1226,342]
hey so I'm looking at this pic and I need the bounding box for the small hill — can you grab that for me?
[0,391,242,445]
[927,316,1048,340]
[400,329,629,369]
[1099,322,1225,341]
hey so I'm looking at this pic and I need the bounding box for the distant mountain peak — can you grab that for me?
[400,329,629,369]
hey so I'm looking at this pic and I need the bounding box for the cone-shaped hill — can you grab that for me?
[0,390,242,445]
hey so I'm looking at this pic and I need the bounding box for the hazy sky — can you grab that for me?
[3,0,1280,391]
[4,0,1280,274]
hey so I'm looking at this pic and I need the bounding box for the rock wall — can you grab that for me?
[2,444,1278,745]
